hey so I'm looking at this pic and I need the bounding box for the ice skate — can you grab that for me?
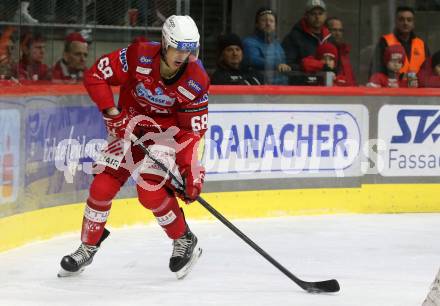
[58,228,109,277]
[58,243,99,277]
[423,269,440,306]
[169,228,202,279]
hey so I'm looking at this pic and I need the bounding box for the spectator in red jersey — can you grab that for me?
[18,32,49,81]
[301,42,349,86]
[325,17,356,86]
[0,26,17,81]
[417,50,440,87]
[52,32,88,83]
[367,45,408,88]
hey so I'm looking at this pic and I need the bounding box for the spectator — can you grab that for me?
[18,32,49,81]
[282,0,331,71]
[326,17,356,86]
[301,42,349,86]
[369,6,429,79]
[418,50,440,87]
[211,33,262,85]
[242,7,290,85]
[51,32,88,83]
[367,45,408,88]
[0,26,17,80]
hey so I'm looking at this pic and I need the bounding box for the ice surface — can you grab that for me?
[0,214,439,306]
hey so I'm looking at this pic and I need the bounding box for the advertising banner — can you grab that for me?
[378,105,440,176]
[203,104,369,181]
[25,106,107,194]
[0,109,20,204]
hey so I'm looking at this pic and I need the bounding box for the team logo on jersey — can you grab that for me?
[177,86,196,100]
[155,87,164,95]
[135,83,175,107]
[136,66,152,75]
[119,48,128,72]
[193,93,208,105]
[139,56,152,64]
[187,79,202,93]
[143,76,154,84]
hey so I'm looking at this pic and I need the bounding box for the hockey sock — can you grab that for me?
[81,197,112,245]
[137,182,186,239]
[81,173,121,245]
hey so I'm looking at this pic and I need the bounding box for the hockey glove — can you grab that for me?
[180,164,205,204]
[103,109,130,139]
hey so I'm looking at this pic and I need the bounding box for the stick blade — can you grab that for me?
[303,279,340,293]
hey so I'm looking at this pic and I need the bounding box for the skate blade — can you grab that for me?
[57,267,85,278]
[175,247,202,280]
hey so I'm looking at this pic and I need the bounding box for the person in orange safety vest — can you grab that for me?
[369,6,429,80]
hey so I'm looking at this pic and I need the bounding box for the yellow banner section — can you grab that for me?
[1,184,439,253]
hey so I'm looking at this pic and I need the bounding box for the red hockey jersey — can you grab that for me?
[367,72,408,88]
[84,41,210,169]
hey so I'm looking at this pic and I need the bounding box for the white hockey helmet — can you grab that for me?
[162,15,200,61]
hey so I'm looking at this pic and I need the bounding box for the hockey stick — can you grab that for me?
[130,134,340,293]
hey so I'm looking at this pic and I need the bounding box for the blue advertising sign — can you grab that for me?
[203,104,369,180]
[25,106,107,194]
[379,105,440,176]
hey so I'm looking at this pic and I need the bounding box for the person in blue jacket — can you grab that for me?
[242,7,291,85]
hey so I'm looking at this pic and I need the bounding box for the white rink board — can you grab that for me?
[378,105,440,176]
[0,214,439,306]
[204,104,369,181]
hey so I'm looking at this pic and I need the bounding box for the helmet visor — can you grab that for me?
[176,41,199,62]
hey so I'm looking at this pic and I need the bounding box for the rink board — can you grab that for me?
[1,183,439,252]
[1,85,440,252]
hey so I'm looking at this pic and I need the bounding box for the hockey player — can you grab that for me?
[58,15,209,280]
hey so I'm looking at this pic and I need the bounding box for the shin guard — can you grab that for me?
[138,185,186,239]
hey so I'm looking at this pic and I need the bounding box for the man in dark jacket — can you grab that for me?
[211,33,262,85]
[282,0,332,71]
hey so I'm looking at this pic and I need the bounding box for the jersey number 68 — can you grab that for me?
[191,114,208,132]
